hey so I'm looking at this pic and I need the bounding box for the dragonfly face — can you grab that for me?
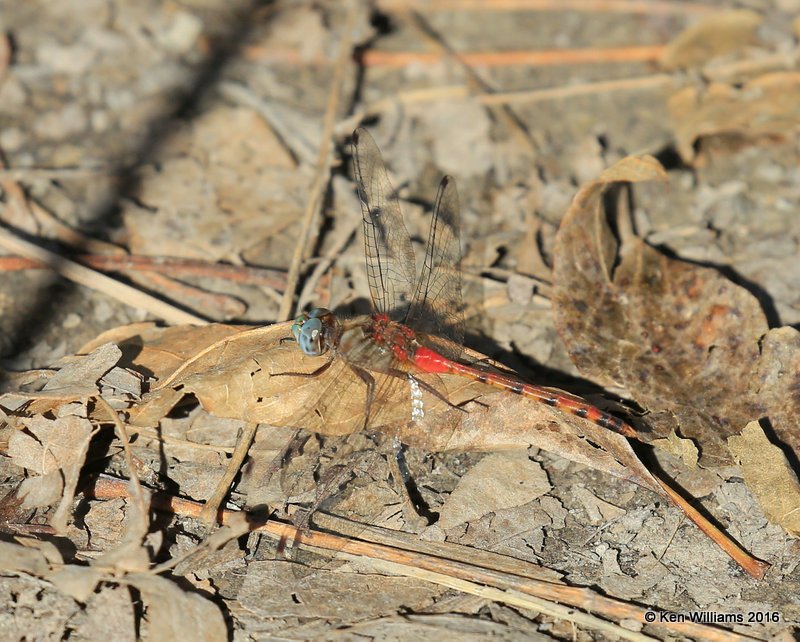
[292,307,335,356]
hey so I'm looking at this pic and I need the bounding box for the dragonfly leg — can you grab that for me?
[272,354,335,379]
[346,363,377,431]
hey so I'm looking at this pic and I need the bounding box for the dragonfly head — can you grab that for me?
[291,307,334,356]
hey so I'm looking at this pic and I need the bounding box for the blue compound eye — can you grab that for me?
[297,317,326,356]
[308,307,330,319]
[291,313,309,341]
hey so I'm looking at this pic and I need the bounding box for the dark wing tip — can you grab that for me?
[440,175,456,189]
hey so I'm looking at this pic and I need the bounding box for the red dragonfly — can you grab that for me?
[290,128,637,441]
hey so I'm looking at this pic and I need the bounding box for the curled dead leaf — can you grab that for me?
[552,154,799,474]
[669,72,800,162]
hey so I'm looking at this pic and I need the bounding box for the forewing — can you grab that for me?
[352,128,417,317]
[405,176,464,346]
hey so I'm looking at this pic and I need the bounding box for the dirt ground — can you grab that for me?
[0,1,799,640]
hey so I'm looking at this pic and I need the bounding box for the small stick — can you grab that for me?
[379,0,716,16]
[357,45,667,68]
[86,475,760,641]
[654,474,770,580]
[0,224,207,326]
[0,254,285,288]
[278,2,357,321]
[198,422,259,527]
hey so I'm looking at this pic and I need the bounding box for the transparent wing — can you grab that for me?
[405,175,464,347]
[352,128,417,318]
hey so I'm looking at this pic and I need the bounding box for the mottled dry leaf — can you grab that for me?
[649,432,699,469]
[68,585,136,642]
[128,573,226,642]
[660,10,762,70]
[669,72,800,162]
[571,487,626,524]
[48,566,103,602]
[0,540,51,576]
[437,452,550,529]
[0,343,123,417]
[44,343,122,392]
[9,411,94,531]
[552,156,800,470]
[728,422,800,536]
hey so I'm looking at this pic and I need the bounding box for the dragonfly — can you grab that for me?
[279,129,772,584]
[289,128,638,442]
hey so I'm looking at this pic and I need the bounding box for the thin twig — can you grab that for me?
[480,74,675,106]
[358,45,667,68]
[378,0,716,15]
[0,254,285,288]
[198,421,259,527]
[277,2,358,321]
[0,225,207,325]
[95,396,148,525]
[0,166,109,180]
[654,475,770,580]
[296,208,360,312]
[87,475,760,642]
[0,154,208,325]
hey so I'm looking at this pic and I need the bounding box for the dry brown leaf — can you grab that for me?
[0,343,124,418]
[437,452,551,529]
[67,585,136,642]
[44,343,122,392]
[48,566,103,603]
[571,487,626,524]
[649,432,699,469]
[660,10,762,70]
[552,155,800,470]
[9,409,94,531]
[0,540,52,576]
[128,573,227,642]
[728,422,800,536]
[669,72,800,162]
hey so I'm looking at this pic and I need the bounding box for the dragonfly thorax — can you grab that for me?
[292,308,340,357]
[364,314,420,362]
